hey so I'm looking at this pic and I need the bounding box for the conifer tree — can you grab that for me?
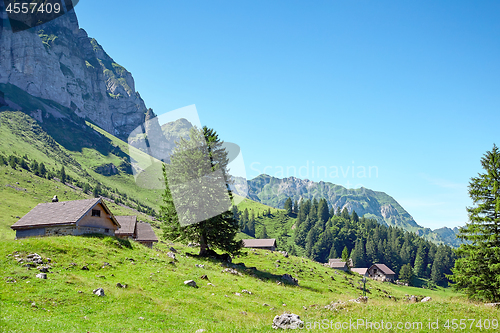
[284,197,293,216]
[317,198,329,224]
[451,144,500,301]
[341,207,350,221]
[341,245,350,263]
[351,238,366,268]
[413,244,427,278]
[351,210,359,223]
[159,127,242,256]
[59,166,67,183]
[38,162,47,178]
[329,245,338,259]
[399,263,414,285]
[294,200,299,213]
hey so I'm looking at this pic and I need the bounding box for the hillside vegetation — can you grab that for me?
[1,236,494,333]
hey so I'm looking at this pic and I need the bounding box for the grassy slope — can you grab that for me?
[0,164,157,240]
[1,236,494,333]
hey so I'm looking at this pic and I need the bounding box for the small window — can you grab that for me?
[105,228,109,233]
[91,209,101,217]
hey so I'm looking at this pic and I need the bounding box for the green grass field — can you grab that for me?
[1,235,496,333]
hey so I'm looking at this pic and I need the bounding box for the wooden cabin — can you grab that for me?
[242,238,277,251]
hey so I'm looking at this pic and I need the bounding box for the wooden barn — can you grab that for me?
[11,198,158,248]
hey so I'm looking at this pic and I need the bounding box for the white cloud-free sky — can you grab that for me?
[75,0,500,230]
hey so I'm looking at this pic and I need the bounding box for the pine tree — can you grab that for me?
[258,224,268,239]
[294,200,299,213]
[351,238,366,268]
[329,245,338,259]
[399,263,414,285]
[305,227,320,258]
[30,160,39,175]
[38,162,47,178]
[351,210,359,223]
[9,155,17,169]
[341,207,350,220]
[451,145,500,301]
[284,197,293,215]
[335,206,341,216]
[317,198,329,224]
[413,244,426,278]
[159,127,242,256]
[431,245,450,286]
[341,245,350,263]
[365,237,378,264]
[59,166,67,183]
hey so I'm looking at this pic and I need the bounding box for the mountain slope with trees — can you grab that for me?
[235,174,461,247]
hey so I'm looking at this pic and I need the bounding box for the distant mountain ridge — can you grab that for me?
[233,174,461,246]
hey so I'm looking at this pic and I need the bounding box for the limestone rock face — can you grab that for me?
[0,9,146,140]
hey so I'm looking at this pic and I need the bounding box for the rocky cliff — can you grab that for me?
[0,7,146,140]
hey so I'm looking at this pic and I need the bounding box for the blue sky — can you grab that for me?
[75,0,500,230]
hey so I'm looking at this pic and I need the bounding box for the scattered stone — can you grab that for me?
[281,274,299,286]
[272,312,304,329]
[276,259,281,263]
[240,311,247,315]
[263,303,270,307]
[349,296,368,303]
[81,266,89,271]
[78,291,83,293]
[184,280,198,288]
[36,273,47,279]
[139,317,144,320]
[188,243,200,247]
[169,247,177,253]
[195,329,206,333]
[69,263,77,267]
[235,293,241,296]
[37,266,50,273]
[31,302,36,307]
[281,251,289,258]
[93,288,105,296]
[116,283,128,288]
[241,289,252,295]
[277,281,282,286]
[166,252,176,260]
[222,268,241,276]
[282,303,287,306]
[324,300,347,311]
[195,264,205,268]
[207,283,214,286]
[421,297,432,303]
[485,303,500,308]
[200,274,209,280]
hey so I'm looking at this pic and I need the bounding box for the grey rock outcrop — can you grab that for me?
[272,313,304,329]
[0,10,147,140]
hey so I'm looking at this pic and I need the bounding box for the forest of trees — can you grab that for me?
[235,197,456,286]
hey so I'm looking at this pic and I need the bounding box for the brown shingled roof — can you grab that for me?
[115,216,137,236]
[371,264,395,275]
[242,239,277,248]
[330,262,348,268]
[351,268,369,275]
[135,222,158,242]
[11,198,119,230]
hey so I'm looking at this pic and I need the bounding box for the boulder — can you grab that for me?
[116,283,127,288]
[184,280,198,288]
[93,288,105,296]
[166,252,176,260]
[36,273,47,279]
[421,297,432,303]
[272,313,304,329]
[281,274,299,286]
